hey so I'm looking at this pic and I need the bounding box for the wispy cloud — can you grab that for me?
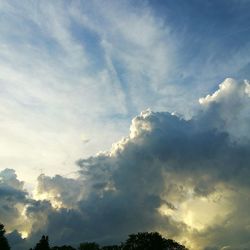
[0,0,177,182]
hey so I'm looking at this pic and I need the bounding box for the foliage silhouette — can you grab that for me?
[122,232,188,250]
[1,223,188,250]
[31,235,50,250]
[101,246,121,250]
[78,242,100,250]
[51,246,76,250]
[0,224,11,250]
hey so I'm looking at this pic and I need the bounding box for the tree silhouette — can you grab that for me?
[122,232,188,250]
[78,242,100,250]
[1,225,188,250]
[0,224,11,250]
[164,238,188,250]
[101,246,121,250]
[51,246,76,250]
[32,235,50,250]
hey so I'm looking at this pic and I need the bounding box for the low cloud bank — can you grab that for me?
[1,78,250,250]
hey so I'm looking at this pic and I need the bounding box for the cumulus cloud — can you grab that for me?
[1,78,250,250]
[0,169,29,234]
[199,78,250,142]
[34,174,87,209]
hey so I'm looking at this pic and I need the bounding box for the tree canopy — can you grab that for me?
[0,224,11,250]
[0,223,189,250]
[122,232,188,250]
[78,242,100,250]
[101,245,121,250]
[51,246,76,250]
[32,235,50,250]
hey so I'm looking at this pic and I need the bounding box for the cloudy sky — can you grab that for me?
[1,1,250,250]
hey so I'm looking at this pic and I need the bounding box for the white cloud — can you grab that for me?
[199,78,250,142]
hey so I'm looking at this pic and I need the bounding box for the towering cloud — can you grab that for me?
[1,78,250,250]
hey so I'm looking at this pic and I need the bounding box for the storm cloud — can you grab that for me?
[1,78,250,250]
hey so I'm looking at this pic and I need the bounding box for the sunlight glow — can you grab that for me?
[33,192,63,209]
[159,188,233,231]
[20,231,28,239]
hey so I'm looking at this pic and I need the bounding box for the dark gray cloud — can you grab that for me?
[0,169,30,235]
[1,78,250,250]
[6,230,28,250]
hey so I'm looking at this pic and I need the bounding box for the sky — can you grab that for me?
[1,0,250,250]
